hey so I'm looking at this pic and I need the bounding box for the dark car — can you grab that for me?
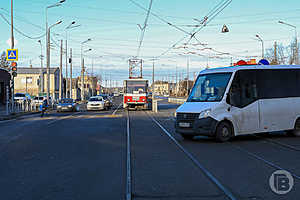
[97,94,113,110]
[57,98,77,112]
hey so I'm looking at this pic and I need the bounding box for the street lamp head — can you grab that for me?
[56,20,62,25]
[278,20,284,24]
[59,0,66,3]
[255,34,259,38]
[38,40,41,43]
[71,21,76,24]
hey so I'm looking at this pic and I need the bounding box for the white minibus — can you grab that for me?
[175,65,300,142]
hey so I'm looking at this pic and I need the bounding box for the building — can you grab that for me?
[153,81,170,95]
[14,67,60,99]
[0,68,10,105]
[77,75,98,99]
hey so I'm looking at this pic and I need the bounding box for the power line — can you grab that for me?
[0,13,45,39]
[136,0,153,57]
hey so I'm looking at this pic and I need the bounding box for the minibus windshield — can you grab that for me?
[187,73,232,102]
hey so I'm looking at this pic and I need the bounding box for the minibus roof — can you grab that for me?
[200,65,300,75]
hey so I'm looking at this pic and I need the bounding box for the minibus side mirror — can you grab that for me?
[226,93,231,105]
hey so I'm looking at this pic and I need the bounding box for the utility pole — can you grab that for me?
[10,0,15,110]
[46,25,50,103]
[274,42,278,64]
[65,39,68,98]
[81,58,85,101]
[91,58,94,96]
[186,56,189,96]
[69,48,72,99]
[175,63,178,97]
[59,40,63,99]
[38,40,44,94]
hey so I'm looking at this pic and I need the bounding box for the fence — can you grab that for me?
[168,97,187,104]
[5,100,41,115]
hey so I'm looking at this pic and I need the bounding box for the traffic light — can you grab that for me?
[11,62,17,77]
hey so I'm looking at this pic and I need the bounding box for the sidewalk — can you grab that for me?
[0,104,39,121]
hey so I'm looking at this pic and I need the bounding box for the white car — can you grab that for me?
[87,96,105,111]
[14,93,28,102]
[33,96,53,107]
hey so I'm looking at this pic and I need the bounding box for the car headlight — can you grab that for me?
[57,105,61,108]
[198,109,211,119]
[68,105,72,107]
[174,112,177,118]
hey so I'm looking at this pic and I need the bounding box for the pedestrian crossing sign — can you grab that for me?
[6,49,18,61]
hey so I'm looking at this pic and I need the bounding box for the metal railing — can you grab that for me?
[6,100,41,115]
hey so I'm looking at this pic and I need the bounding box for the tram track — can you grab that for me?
[143,111,237,200]
[146,110,300,197]
[251,134,300,152]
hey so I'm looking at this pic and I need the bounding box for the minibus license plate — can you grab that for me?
[179,122,190,128]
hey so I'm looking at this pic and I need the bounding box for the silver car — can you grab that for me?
[87,96,105,111]
[57,99,77,112]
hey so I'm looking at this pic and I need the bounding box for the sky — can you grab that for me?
[0,0,300,86]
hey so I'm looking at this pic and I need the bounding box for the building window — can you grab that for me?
[21,77,33,84]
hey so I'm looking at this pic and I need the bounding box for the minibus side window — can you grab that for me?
[228,70,257,108]
[257,69,299,98]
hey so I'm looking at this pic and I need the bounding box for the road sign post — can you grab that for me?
[6,49,18,61]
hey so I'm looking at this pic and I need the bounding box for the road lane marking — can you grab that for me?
[147,112,237,200]
[126,111,132,200]
[112,102,122,115]
[0,119,16,124]
[46,112,80,125]
[234,145,300,180]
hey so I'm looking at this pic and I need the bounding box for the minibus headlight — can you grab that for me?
[199,109,211,119]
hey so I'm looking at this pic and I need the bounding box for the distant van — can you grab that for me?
[175,65,300,142]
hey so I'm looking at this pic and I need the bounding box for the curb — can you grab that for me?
[0,111,41,121]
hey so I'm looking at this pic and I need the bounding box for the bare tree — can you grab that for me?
[0,51,9,69]
[266,39,299,65]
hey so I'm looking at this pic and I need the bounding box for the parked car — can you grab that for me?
[33,96,44,106]
[14,93,31,102]
[97,94,113,110]
[57,98,77,112]
[87,96,105,111]
[33,96,53,108]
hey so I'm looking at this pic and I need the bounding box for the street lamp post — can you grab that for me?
[38,40,44,94]
[255,34,264,59]
[45,0,66,62]
[45,0,65,103]
[46,20,62,104]
[65,22,80,99]
[80,39,92,101]
[278,20,298,64]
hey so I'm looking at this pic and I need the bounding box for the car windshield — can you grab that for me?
[59,99,73,103]
[126,81,147,93]
[15,93,25,97]
[99,95,108,100]
[89,98,102,102]
[187,73,232,102]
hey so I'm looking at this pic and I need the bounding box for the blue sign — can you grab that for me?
[258,59,270,65]
[6,49,18,61]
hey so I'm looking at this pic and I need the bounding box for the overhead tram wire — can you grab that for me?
[156,0,232,59]
[186,0,232,45]
[129,0,190,35]
[136,0,153,57]
[0,13,45,39]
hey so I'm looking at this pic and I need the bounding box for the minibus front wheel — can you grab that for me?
[215,121,233,142]
[287,118,300,136]
[180,133,194,140]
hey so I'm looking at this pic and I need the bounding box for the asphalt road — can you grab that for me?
[0,96,299,200]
